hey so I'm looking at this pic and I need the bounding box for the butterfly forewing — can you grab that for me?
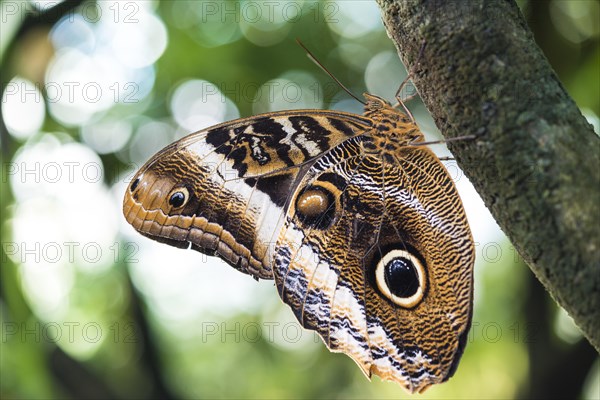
[124,110,371,278]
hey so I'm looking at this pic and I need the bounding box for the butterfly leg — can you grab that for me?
[393,41,428,121]
[408,134,477,147]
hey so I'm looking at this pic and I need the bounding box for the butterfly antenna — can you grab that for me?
[296,38,366,105]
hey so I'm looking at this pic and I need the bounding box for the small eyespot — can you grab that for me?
[168,187,190,208]
[375,249,427,308]
[295,186,336,230]
[130,178,140,192]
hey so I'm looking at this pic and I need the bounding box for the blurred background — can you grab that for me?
[1,0,598,399]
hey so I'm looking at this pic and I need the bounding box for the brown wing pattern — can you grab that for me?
[273,96,474,392]
[123,94,475,392]
[123,110,371,278]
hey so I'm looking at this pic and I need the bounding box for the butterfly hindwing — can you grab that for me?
[273,126,474,392]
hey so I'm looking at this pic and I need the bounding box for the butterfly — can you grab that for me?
[123,91,475,393]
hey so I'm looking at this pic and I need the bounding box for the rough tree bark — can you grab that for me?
[374,0,599,351]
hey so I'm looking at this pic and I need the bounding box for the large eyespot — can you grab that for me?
[130,177,140,192]
[168,186,190,209]
[295,185,336,230]
[375,249,427,308]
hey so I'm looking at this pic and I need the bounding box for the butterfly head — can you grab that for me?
[363,93,423,145]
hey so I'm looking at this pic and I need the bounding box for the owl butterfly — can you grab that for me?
[123,80,475,392]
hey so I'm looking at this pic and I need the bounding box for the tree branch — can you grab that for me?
[375,0,599,351]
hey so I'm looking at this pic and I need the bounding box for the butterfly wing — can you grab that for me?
[273,134,474,392]
[123,110,372,279]
[123,95,475,391]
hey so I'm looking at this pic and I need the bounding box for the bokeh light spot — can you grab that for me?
[2,76,46,140]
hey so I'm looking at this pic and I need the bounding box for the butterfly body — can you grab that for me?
[123,93,475,392]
